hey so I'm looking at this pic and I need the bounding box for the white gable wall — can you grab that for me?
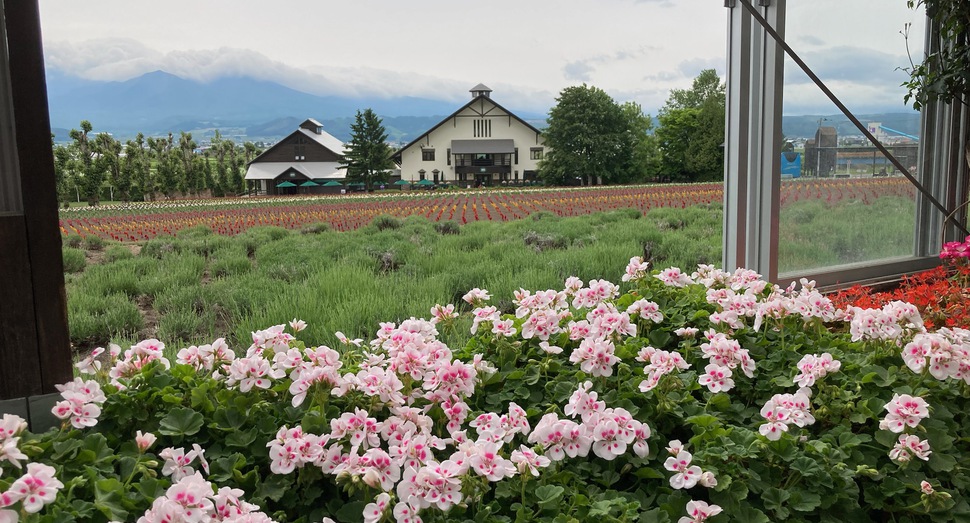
[399,99,545,185]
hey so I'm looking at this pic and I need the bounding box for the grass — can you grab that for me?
[63,192,919,355]
[65,206,722,353]
[778,196,916,273]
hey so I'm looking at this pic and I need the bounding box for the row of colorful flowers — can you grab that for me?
[58,178,913,240]
[3,257,967,522]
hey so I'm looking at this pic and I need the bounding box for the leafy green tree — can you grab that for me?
[225,139,244,195]
[148,134,179,199]
[177,132,201,195]
[127,134,151,202]
[620,101,661,182]
[52,135,73,207]
[94,132,122,202]
[340,109,394,192]
[68,120,106,205]
[655,69,726,182]
[539,85,637,186]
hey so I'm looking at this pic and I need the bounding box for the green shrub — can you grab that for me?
[64,233,83,248]
[67,291,142,346]
[62,247,87,273]
[371,214,403,231]
[300,221,330,235]
[82,234,105,251]
[156,307,204,342]
[210,255,252,278]
[433,220,461,235]
[103,244,135,263]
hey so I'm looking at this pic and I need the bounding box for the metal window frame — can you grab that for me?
[723,0,967,288]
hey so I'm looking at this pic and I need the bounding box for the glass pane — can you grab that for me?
[778,1,925,275]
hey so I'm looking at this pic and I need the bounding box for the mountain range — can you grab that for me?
[45,70,921,145]
[46,70,484,143]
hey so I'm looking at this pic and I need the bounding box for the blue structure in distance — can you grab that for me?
[780,151,801,178]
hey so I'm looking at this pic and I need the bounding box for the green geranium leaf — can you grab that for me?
[334,500,365,523]
[94,478,129,521]
[762,487,791,519]
[536,485,565,510]
[929,451,957,472]
[790,491,822,512]
[158,407,205,437]
[225,427,260,448]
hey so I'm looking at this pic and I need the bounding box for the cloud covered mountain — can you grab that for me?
[45,69,474,138]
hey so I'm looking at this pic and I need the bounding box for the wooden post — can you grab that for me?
[0,0,73,400]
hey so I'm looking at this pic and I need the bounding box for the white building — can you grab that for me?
[393,84,546,187]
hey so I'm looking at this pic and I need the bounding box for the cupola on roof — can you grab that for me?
[470,83,492,99]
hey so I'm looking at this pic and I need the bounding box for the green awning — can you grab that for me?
[415,179,435,186]
[322,181,344,187]
[276,181,297,188]
[300,180,320,187]
[393,180,411,185]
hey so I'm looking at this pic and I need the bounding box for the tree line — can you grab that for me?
[539,69,725,185]
[54,69,725,204]
[53,122,260,205]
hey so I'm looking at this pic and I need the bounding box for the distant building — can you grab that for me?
[392,84,545,187]
[244,118,346,195]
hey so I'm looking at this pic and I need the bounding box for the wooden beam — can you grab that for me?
[0,0,72,399]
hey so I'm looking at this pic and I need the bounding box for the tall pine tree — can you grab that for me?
[340,109,393,192]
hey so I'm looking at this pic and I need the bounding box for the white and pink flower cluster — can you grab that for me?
[696,331,755,393]
[757,351,841,441]
[879,394,930,433]
[759,390,815,441]
[109,339,171,384]
[889,434,932,463]
[136,472,276,523]
[0,462,64,518]
[51,377,106,429]
[663,440,716,490]
[160,443,210,481]
[0,414,28,475]
[901,328,970,382]
[621,256,651,282]
[551,381,651,460]
[700,272,841,332]
[177,338,235,374]
[880,393,934,464]
[793,352,841,388]
[678,499,722,523]
[636,346,690,392]
[847,302,924,344]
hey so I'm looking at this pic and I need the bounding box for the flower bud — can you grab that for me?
[699,471,718,488]
[921,481,935,495]
[362,469,382,489]
[135,431,157,453]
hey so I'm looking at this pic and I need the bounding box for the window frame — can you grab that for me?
[723,0,965,289]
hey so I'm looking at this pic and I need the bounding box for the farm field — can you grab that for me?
[58,177,914,241]
[63,205,722,354]
[60,176,921,356]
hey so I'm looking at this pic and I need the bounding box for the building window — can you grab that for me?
[514,148,519,164]
[473,119,491,138]
[447,148,451,166]
[419,169,426,181]
[422,149,435,161]
[530,148,543,160]
[294,136,307,161]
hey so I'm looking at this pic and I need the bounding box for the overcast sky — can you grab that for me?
[38,0,925,116]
